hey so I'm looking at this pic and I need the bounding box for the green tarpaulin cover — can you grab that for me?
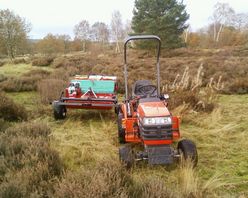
[71,79,115,94]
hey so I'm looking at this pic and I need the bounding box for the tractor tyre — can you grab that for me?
[53,101,67,120]
[118,113,126,144]
[119,145,134,169]
[178,139,198,167]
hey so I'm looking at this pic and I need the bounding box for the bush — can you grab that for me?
[0,122,64,197]
[37,79,66,104]
[52,56,72,68]
[0,70,50,92]
[5,122,51,138]
[0,77,37,92]
[22,69,50,78]
[0,60,7,67]
[55,161,132,198]
[168,89,215,113]
[0,74,7,82]
[0,92,27,121]
[0,180,25,198]
[0,119,11,132]
[13,58,29,64]
[32,56,55,66]
[224,78,248,94]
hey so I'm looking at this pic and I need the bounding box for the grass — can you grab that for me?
[2,48,248,197]
[46,94,248,197]
[5,81,248,196]
[6,92,39,111]
[181,95,248,195]
[50,110,118,170]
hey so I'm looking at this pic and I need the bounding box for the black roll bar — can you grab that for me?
[123,35,161,100]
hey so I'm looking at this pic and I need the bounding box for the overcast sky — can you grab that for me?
[1,0,247,39]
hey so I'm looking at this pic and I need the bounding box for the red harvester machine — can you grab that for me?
[52,74,118,119]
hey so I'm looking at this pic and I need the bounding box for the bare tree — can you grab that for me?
[0,9,31,59]
[73,20,90,52]
[211,3,235,42]
[183,25,191,44]
[91,22,109,45]
[233,13,248,31]
[123,19,132,38]
[111,10,124,53]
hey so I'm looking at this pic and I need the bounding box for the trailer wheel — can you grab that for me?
[53,102,67,120]
[119,145,134,169]
[178,139,198,167]
[118,113,126,143]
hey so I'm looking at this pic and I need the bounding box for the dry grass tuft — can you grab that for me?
[164,65,217,115]
[37,79,66,104]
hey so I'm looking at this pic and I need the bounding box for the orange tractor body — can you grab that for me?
[117,35,197,166]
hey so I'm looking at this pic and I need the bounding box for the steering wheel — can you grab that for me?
[137,85,157,96]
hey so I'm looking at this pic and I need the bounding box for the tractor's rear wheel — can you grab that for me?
[119,145,134,169]
[178,139,198,167]
[118,113,126,144]
[53,102,67,120]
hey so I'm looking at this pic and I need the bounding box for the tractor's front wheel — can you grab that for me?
[118,113,126,144]
[178,139,198,167]
[119,145,134,169]
[53,101,67,120]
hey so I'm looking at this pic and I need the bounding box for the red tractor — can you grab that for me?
[52,74,118,119]
[117,35,198,167]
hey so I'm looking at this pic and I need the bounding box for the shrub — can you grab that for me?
[54,161,131,198]
[0,60,7,67]
[0,122,64,197]
[0,70,49,92]
[2,123,63,173]
[37,79,66,104]
[0,74,7,82]
[13,58,28,64]
[0,92,27,121]
[0,119,11,132]
[0,180,25,198]
[168,89,215,113]
[224,78,248,94]
[5,122,51,138]
[32,56,55,66]
[22,69,50,78]
[49,67,79,81]
[52,56,72,68]
[0,77,37,92]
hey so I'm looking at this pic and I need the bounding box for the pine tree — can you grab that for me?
[132,0,189,48]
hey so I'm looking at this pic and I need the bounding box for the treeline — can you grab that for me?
[184,3,248,48]
[1,1,248,59]
[0,9,130,58]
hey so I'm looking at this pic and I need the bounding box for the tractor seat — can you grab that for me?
[132,80,158,98]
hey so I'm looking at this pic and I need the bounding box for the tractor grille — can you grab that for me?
[140,124,173,140]
[147,145,173,165]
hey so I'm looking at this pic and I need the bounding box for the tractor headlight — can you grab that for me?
[143,117,172,126]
